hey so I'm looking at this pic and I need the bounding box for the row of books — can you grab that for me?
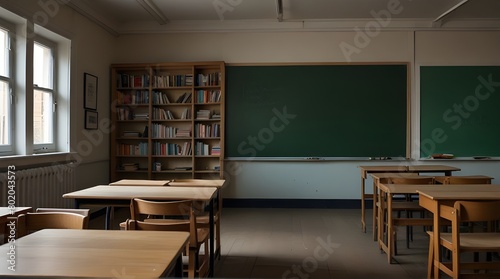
[194,142,221,156]
[196,110,221,120]
[117,74,150,88]
[117,90,149,105]
[176,92,192,103]
[152,74,194,87]
[152,108,190,120]
[151,124,191,138]
[196,72,221,86]
[117,143,148,156]
[152,91,170,104]
[196,109,211,119]
[196,90,221,103]
[116,108,133,120]
[152,142,192,156]
[194,123,220,138]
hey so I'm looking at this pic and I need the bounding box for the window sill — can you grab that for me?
[0,152,77,170]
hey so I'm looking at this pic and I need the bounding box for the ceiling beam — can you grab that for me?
[136,0,169,25]
[276,0,283,22]
[65,1,119,36]
[433,0,469,27]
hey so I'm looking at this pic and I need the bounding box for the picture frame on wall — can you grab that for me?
[85,110,98,130]
[84,72,98,110]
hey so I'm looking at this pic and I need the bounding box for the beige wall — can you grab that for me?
[113,30,500,199]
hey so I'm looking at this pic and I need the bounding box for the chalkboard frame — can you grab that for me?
[225,62,411,160]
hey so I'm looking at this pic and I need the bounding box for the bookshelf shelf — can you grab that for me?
[110,61,225,181]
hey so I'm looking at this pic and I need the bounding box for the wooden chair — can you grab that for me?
[427,200,500,279]
[16,211,89,238]
[125,198,209,279]
[385,176,434,252]
[442,177,492,233]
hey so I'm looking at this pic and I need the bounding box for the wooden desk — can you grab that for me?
[359,165,460,233]
[418,186,500,279]
[378,184,500,264]
[0,207,31,244]
[63,185,218,277]
[168,179,226,260]
[0,229,189,278]
[109,179,170,186]
[111,178,227,261]
[377,183,438,263]
[370,173,420,241]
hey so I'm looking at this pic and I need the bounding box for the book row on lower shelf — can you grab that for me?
[118,143,148,156]
[151,141,221,156]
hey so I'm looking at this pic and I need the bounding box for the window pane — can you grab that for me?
[0,28,8,77]
[33,89,53,144]
[33,42,53,89]
[0,81,9,145]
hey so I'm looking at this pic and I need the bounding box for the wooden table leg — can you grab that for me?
[361,171,367,233]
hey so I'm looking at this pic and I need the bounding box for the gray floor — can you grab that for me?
[94,207,430,279]
[213,208,429,279]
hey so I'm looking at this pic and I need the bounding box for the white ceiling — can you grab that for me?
[67,0,500,36]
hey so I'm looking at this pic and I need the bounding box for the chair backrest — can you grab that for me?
[387,176,435,185]
[128,198,197,246]
[17,212,88,238]
[442,176,491,185]
[35,208,90,229]
[454,200,500,223]
[36,208,90,217]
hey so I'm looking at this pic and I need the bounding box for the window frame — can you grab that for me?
[0,22,14,154]
[32,36,57,152]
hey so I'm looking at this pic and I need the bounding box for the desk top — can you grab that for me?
[109,179,170,186]
[407,165,461,172]
[359,165,409,172]
[168,179,226,188]
[370,172,421,180]
[380,184,500,194]
[359,165,461,173]
[418,186,500,200]
[0,229,189,278]
[63,185,218,201]
[109,179,226,188]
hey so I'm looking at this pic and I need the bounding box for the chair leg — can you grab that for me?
[427,233,434,279]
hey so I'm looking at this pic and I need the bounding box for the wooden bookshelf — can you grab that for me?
[110,61,225,181]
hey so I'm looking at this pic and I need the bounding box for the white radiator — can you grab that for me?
[1,163,76,209]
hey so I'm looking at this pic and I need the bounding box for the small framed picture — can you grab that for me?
[85,110,98,130]
[84,73,98,110]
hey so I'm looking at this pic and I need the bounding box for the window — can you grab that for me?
[0,27,11,150]
[33,41,54,146]
[0,9,71,159]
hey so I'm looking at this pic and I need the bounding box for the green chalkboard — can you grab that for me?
[420,66,500,158]
[225,64,408,158]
